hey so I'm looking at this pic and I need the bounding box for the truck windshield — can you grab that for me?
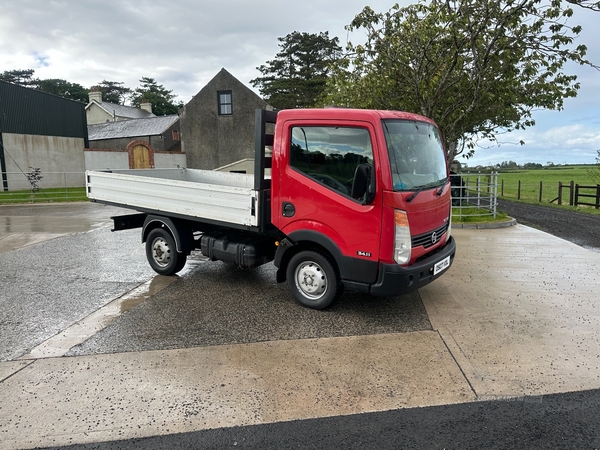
[383,120,448,192]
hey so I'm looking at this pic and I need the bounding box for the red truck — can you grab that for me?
[86,108,455,309]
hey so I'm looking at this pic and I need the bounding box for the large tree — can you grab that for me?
[130,77,182,115]
[37,78,89,103]
[0,69,39,87]
[251,31,342,109]
[322,0,598,161]
[90,80,132,105]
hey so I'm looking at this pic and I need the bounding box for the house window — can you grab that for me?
[172,130,180,141]
[218,91,233,115]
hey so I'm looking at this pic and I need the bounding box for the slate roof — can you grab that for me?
[86,100,156,120]
[88,115,179,140]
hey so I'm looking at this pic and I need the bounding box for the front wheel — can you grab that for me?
[286,250,341,310]
[146,228,187,275]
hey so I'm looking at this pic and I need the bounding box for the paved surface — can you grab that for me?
[497,198,600,251]
[0,202,128,254]
[1,202,600,449]
[40,389,600,450]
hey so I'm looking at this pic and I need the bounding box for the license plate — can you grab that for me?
[433,256,450,275]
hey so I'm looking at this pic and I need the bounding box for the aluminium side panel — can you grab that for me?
[86,171,258,227]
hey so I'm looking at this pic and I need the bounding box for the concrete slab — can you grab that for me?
[0,232,66,253]
[420,225,600,399]
[0,361,32,382]
[0,332,474,449]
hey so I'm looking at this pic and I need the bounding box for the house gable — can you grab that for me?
[85,97,155,125]
[180,68,271,170]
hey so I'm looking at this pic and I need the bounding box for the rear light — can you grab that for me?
[394,210,411,264]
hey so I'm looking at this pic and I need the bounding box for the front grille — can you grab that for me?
[412,223,449,249]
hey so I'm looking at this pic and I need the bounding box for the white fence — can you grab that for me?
[451,172,499,220]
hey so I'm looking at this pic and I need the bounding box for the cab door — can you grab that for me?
[274,120,383,284]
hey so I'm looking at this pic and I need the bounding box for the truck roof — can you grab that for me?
[276,107,437,126]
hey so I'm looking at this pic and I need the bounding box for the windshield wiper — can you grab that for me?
[406,186,424,202]
[436,181,447,196]
[406,181,446,202]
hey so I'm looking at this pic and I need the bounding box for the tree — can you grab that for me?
[590,149,600,182]
[500,160,519,169]
[90,80,132,105]
[37,79,89,103]
[0,69,39,87]
[322,0,599,162]
[130,77,182,115]
[251,31,342,109]
[566,0,600,11]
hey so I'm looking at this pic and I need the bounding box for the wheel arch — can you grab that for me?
[142,215,194,254]
[274,230,343,283]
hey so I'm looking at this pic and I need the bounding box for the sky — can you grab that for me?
[1,0,599,167]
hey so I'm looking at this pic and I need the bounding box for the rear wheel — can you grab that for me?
[286,250,341,309]
[146,228,187,275]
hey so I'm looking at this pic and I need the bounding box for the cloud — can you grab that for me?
[466,121,600,166]
[1,0,599,166]
[0,0,385,101]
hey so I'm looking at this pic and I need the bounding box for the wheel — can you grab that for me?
[146,228,187,275]
[286,250,342,309]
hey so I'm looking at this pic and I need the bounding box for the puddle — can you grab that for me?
[19,275,178,360]
[0,216,107,234]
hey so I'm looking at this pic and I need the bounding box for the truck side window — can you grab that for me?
[290,126,374,199]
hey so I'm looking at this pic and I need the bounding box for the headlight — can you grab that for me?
[394,210,411,264]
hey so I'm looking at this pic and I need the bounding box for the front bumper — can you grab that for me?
[369,236,456,297]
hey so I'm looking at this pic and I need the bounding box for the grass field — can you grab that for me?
[459,165,600,214]
[0,187,87,204]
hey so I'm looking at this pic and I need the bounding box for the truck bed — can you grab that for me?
[86,168,261,227]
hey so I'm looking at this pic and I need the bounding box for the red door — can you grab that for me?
[273,119,384,283]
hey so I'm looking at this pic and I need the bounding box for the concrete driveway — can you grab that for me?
[1,203,599,449]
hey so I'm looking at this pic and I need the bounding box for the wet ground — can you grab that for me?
[1,201,600,449]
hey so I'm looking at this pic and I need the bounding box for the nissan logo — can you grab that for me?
[431,231,438,244]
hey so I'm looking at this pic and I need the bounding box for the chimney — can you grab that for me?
[140,102,152,114]
[89,91,102,103]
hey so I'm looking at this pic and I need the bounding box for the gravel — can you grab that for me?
[497,198,600,251]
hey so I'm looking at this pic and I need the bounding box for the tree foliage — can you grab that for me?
[1,70,89,102]
[1,70,183,112]
[130,77,182,115]
[322,0,598,161]
[37,79,89,103]
[0,69,38,87]
[566,0,600,11]
[251,31,342,109]
[90,80,132,104]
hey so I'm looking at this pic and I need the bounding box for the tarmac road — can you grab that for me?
[497,198,600,251]
[1,202,600,449]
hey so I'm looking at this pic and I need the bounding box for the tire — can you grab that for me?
[286,250,342,310]
[146,228,187,275]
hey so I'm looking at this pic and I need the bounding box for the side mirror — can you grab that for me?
[351,164,375,204]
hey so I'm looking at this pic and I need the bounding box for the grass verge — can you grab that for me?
[0,187,87,204]
[452,207,509,223]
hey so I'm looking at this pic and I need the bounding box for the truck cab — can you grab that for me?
[271,108,455,308]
